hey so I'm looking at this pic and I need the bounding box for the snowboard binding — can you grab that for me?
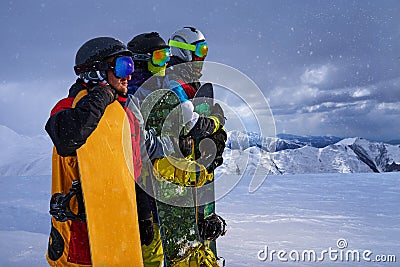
[49,180,86,222]
[198,213,227,241]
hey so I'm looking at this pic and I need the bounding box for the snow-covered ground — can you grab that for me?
[0,172,399,266]
[217,173,399,266]
[0,175,50,266]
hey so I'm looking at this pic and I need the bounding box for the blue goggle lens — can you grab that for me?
[114,56,134,78]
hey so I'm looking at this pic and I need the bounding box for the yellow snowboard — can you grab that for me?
[76,96,143,266]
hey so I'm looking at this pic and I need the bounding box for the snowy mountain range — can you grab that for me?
[0,125,399,177]
[0,125,51,177]
[220,130,400,175]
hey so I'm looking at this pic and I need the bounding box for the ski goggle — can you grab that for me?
[110,56,134,78]
[74,56,134,78]
[132,48,171,67]
[168,40,208,58]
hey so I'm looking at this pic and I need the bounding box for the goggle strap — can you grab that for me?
[169,40,196,52]
[132,53,152,62]
[74,61,109,75]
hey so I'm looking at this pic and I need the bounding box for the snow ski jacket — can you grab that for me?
[45,79,144,266]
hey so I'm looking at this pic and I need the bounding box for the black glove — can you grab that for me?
[210,103,225,127]
[179,136,193,158]
[170,135,193,158]
[139,218,154,246]
[211,127,227,154]
[89,84,118,104]
[198,128,227,172]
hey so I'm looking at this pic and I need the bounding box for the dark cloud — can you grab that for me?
[0,0,399,141]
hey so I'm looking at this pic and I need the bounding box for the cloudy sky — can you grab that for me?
[1,0,399,142]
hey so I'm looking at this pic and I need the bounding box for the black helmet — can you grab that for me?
[75,37,132,66]
[127,32,169,55]
[74,37,132,82]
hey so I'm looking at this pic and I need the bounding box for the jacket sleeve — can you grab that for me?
[169,81,221,139]
[187,115,219,139]
[126,95,175,161]
[45,87,114,156]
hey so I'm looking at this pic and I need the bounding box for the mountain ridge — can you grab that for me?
[0,125,399,176]
[222,131,400,175]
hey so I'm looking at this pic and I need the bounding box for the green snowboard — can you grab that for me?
[140,89,215,266]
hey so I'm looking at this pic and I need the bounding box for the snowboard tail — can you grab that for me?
[153,179,219,266]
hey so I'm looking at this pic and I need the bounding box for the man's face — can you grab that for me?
[106,56,131,95]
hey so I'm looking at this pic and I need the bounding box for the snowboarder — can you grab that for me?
[168,26,228,261]
[126,31,175,267]
[168,26,227,173]
[45,37,153,266]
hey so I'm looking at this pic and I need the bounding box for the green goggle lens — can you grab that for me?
[194,42,208,58]
[152,48,170,67]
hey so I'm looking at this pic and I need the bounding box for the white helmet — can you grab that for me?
[169,27,206,62]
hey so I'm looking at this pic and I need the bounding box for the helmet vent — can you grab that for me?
[184,26,197,32]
